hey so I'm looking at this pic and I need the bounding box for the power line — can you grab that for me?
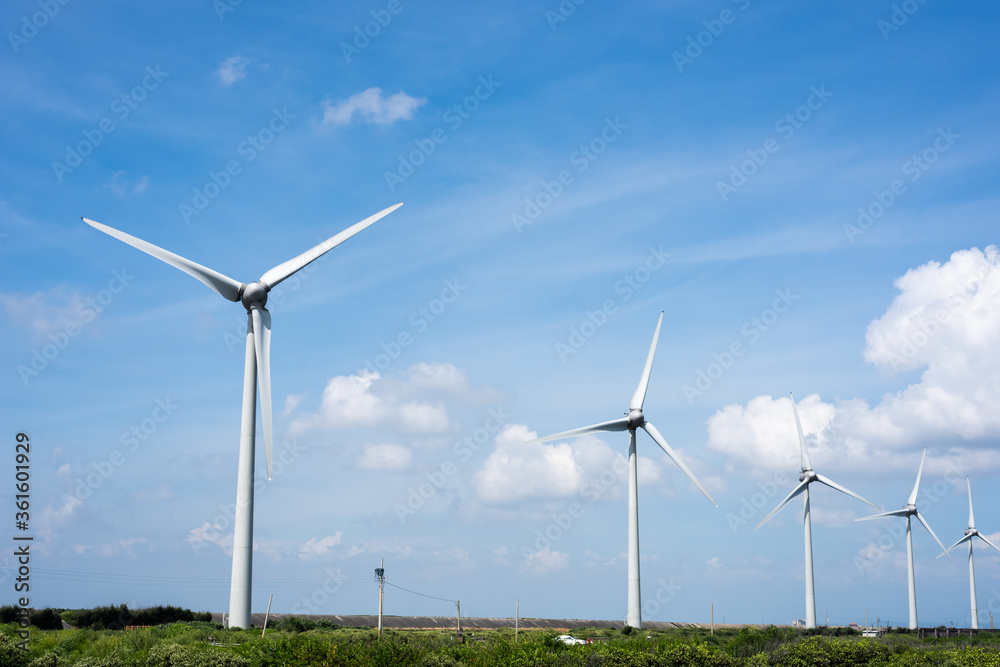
[30,567,372,588]
[385,581,456,604]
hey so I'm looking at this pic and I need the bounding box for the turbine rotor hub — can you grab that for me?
[799,470,817,483]
[240,281,268,311]
[626,408,644,430]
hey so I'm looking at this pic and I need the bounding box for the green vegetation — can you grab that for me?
[4,617,1000,666]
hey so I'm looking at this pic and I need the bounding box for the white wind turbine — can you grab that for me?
[939,478,1000,629]
[82,203,403,628]
[855,448,952,630]
[527,311,716,629]
[756,393,880,629]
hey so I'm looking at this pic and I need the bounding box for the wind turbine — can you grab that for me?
[527,311,716,629]
[82,203,403,628]
[939,478,1000,629]
[855,448,952,630]
[756,393,880,629]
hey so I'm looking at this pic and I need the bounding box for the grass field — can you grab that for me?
[6,619,1000,666]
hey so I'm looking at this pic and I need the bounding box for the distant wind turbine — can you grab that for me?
[939,478,1000,629]
[527,312,716,629]
[855,448,952,630]
[756,393,880,629]
[83,203,403,628]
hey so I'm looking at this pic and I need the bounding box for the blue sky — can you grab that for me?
[3,0,1000,628]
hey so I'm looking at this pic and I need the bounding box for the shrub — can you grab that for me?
[29,610,64,631]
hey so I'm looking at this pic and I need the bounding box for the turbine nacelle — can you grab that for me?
[239,281,269,311]
[626,408,645,430]
[799,469,817,483]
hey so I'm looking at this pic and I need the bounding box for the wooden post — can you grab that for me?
[261,594,273,638]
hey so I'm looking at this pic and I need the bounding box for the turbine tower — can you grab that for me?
[527,312,716,629]
[939,478,1000,629]
[756,393,880,629]
[82,203,403,628]
[855,448,952,630]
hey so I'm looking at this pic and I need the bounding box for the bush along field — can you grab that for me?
[5,612,1000,667]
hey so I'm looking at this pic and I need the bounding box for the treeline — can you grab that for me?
[0,604,211,630]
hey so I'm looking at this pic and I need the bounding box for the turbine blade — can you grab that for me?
[855,508,911,521]
[814,474,881,510]
[907,448,927,507]
[756,479,809,530]
[83,218,242,301]
[976,533,1000,556]
[641,421,716,506]
[915,510,953,561]
[259,203,403,289]
[629,312,664,411]
[790,393,813,473]
[526,417,630,444]
[940,534,973,557]
[251,307,273,480]
[968,477,976,530]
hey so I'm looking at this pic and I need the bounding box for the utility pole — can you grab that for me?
[866,608,869,630]
[375,558,385,638]
[711,603,714,636]
[457,600,462,635]
[515,598,519,641]
[262,594,273,638]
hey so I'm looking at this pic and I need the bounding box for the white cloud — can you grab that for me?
[357,443,412,472]
[215,55,249,86]
[520,547,569,575]
[433,547,473,571]
[1,286,88,340]
[383,362,506,405]
[321,87,425,126]
[186,522,233,556]
[300,533,344,559]
[492,546,510,566]
[473,424,622,504]
[72,537,148,557]
[708,246,1000,477]
[289,369,453,436]
[108,171,149,198]
[283,392,305,416]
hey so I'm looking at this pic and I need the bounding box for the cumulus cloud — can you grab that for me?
[474,425,624,504]
[357,443,412,472]
[288,369,453,436]
[521,547,569,575]
[383,362,506,405]
[215,55,249,86]
[187,522,234,556]
[283,392,305,417]
[300,533,344,559]
[321,87,425,126]
[708,246,1000,477]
